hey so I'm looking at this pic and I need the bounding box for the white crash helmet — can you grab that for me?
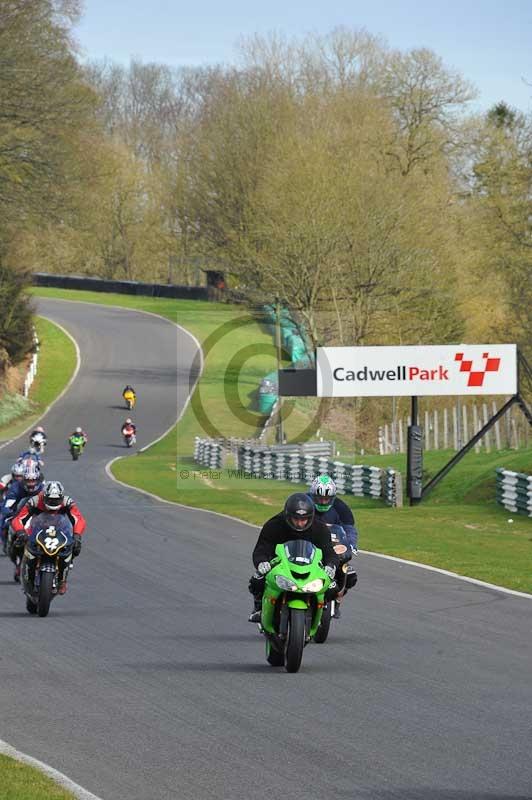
[309,474,337,511]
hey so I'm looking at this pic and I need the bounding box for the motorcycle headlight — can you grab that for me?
[301,579,324,593]
[275,575,298,591]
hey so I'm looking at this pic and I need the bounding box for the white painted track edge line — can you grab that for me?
[357,550,532,599]
[0,740,104,800]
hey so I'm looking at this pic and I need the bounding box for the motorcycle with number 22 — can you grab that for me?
[21,513,73,617]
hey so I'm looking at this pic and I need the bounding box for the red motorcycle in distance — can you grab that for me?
[122,423,136,448]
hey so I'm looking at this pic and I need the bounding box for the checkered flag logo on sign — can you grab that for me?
[455,352,501,387]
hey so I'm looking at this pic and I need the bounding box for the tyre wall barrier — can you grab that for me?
[496,468,532,517]
[193,437,403,507]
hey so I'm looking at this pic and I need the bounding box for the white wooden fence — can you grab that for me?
[379,400,529,454]
[23,330,39,397]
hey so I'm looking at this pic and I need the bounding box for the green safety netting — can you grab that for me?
[258,305,314,414]
[259,393,277,414]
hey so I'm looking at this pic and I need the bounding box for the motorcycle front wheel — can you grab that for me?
[38,571,54,617]
[313,601,332,644]
[285,608,306,673]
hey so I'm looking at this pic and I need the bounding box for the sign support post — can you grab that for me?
[274,298,285,444]
[406,397,424,505]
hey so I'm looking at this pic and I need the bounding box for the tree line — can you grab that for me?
[0,10,530,384]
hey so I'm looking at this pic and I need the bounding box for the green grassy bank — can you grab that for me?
[0,316,77,442]
[0,755,76,800]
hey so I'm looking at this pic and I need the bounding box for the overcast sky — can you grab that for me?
[75,0,532,113]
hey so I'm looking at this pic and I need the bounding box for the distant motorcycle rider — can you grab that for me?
[12,480,86,595]
[248,492,339,623]
[122,386,136,408]
[121,418,136,442]
[0,461,26,550]
[69,426,88,446]
[18,446,44,468]
[29,426,47,453]
[0,460,25,494]
[0,460,44,577]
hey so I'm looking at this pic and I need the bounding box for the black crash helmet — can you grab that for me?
[284,492,315,532]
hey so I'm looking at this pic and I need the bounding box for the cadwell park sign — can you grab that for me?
[278,342,530,504]
[317,344,517,397]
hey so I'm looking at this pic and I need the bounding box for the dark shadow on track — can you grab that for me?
[122,661,274,674]
[93,367,176,384]
[0,611,33,618]
[161,633,265,643]
[121,660,385,675]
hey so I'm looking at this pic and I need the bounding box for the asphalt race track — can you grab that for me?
[0,298,531,800]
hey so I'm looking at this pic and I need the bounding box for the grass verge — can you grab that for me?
[0,754,76,800]
[0,317,77,442]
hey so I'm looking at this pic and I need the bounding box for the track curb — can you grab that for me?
[0,740,104,800]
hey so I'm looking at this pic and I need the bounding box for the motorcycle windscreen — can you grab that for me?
[326,524,348,546]
[283,539,316,565]
[28,512,73,555]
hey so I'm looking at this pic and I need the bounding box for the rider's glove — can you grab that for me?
[351,546,358,556]
[13,531,25,548]
[257,561,272,575]
[324,564,336,580]
[72,534,82,557]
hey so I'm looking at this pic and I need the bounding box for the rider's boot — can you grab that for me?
[248,597,262,623]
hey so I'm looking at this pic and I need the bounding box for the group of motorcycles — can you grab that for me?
[0,437,73,617]
[122,387,137,447]
[256,523,357,673]
[0,389,139,617]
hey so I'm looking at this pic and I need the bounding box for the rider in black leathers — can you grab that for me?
[248,493,339,623]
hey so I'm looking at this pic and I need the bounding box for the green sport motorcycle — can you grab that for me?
[259,539,333,673]
[69,434,85,461]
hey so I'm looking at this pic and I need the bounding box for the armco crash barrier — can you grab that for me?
[32,273,223,301]
[496,468,532,517]
[193,437,403,507]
